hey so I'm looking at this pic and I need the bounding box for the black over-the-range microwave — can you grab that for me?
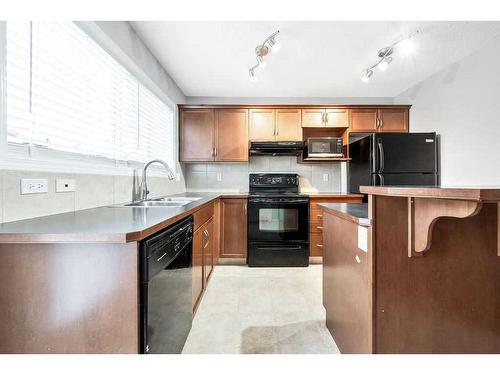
[305,137,344,158]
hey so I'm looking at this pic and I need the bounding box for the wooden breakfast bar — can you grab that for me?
[320,186,500,354]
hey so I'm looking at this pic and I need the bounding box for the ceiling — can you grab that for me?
[130,21,500,98]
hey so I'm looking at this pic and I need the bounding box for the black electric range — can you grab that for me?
[247,173,309,267]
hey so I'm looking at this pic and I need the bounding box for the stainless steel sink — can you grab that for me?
[115,196,202,208]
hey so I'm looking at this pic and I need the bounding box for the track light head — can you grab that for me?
[361,69,373,83]
[378,56,392,71]
[268,37,281,53]
[398,38,416,56]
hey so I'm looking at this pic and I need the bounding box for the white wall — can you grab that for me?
[186,97,394,105]
[395,34,500,186]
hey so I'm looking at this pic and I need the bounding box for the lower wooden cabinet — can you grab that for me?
[220,198,248,258]
[309,196,363,257]
[192,203,215,312]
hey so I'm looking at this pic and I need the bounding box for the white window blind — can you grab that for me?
[5,21,175,169]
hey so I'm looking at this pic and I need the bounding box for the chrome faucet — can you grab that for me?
[139,159,176,201]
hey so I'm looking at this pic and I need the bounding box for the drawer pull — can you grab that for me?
[316,226,323,230]
[316,244,323,248]
[316,214,323,218]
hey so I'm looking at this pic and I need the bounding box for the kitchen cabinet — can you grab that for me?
[302,108,349,128]
[202,218,214,286]
[220,198,248,258]
[249,108,275,141]
[192,202,215,311]
[275,108,302,141]
[180,108,249,162]
[215,109,249,161]
[309,196,363,257]
[180,109,215,161]
[350,108,408,133]
[377,108,408,132]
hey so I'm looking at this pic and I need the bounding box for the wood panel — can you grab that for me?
[374,196,500,353]
[325,108,349,128]
[202,218,214,286]
[0,242,139,353]
[378,108,408,132]
[192,227,204,312]
[276,108,302,141]
[180,109,215,161]
[301,109,325,127]
[220,198,248,258]
[193,202,214,231]
[249,108,275,141]
[215,109,249,161]
[323,211,373,353]
[350,108,378,132]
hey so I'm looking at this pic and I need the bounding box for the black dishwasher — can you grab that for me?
[139,215,193,354]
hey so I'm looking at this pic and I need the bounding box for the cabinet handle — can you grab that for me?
[316,244,323,248]
[211,148,215,157]
[316,214,323,218]
[214,147,218,157]
[324,111,329,125]
[316,226,323,230]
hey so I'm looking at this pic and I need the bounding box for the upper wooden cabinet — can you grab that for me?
[180,109,215,161]
[249,108,302,141]
[350,108,409,133]
[180,108,249,162]
[249,108,276,141]
[302,108,349,128]
[275,109,302,141]
[378,108,408,132]
[215,109,249,161]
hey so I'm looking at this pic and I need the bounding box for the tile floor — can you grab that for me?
[182,265,340,354]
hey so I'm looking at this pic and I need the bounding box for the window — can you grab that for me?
[5,21,175,170]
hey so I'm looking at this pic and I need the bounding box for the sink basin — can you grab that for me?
[116,196,202,208]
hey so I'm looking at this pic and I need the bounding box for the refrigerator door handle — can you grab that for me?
[378,141,385,172]
[378,173,385,186]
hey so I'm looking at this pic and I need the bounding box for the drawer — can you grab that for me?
[310,208,324,221]
[310,220,323,233]
[194,202,214,231]
[310,232,323,257]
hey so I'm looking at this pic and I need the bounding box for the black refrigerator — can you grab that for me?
[348,132,439,195]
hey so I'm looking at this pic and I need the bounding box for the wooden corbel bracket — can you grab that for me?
[407,197,483,257]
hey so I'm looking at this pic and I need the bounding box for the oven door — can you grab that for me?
[247,197,309,242]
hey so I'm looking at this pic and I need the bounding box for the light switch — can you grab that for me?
[56,178,76,192]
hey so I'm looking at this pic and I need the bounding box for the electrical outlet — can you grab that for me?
[20,178,48,194]
[322,173,329,182]
[56,179,76,193]
[216,173,223,182]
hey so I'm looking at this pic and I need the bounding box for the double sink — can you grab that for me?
[116,196,202,208]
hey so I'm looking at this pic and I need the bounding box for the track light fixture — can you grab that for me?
[248,30,280,82]
[361,30,421,83]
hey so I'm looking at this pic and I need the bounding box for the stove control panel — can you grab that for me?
[249,173,299,188]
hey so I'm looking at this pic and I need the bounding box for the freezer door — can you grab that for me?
[373,133,437,173]
[374,173,439,186]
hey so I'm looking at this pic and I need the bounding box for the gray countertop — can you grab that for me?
[318,203,371,226]
[0,192,226,243]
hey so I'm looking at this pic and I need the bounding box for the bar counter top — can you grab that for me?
[360,186,500,201]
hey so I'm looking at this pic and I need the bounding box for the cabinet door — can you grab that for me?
[180,109,215,161]
[301,109,325,127]
[192,227,204,311]
[325,109,349,128]
[220,198,248,258]
[202,219,214,286]
[249,109,276,141]
[276,109,302,141]
[350,108,378,132]
[215,109,249,161]
[378,108,408,132]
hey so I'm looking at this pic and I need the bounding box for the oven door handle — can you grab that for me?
[256,245,304,251]
[248,199,309,204]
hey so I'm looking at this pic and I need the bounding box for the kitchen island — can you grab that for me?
[320,186,500,353]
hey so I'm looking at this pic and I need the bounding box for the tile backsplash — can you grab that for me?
[183,156,346,193]
[0,169,185,223]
